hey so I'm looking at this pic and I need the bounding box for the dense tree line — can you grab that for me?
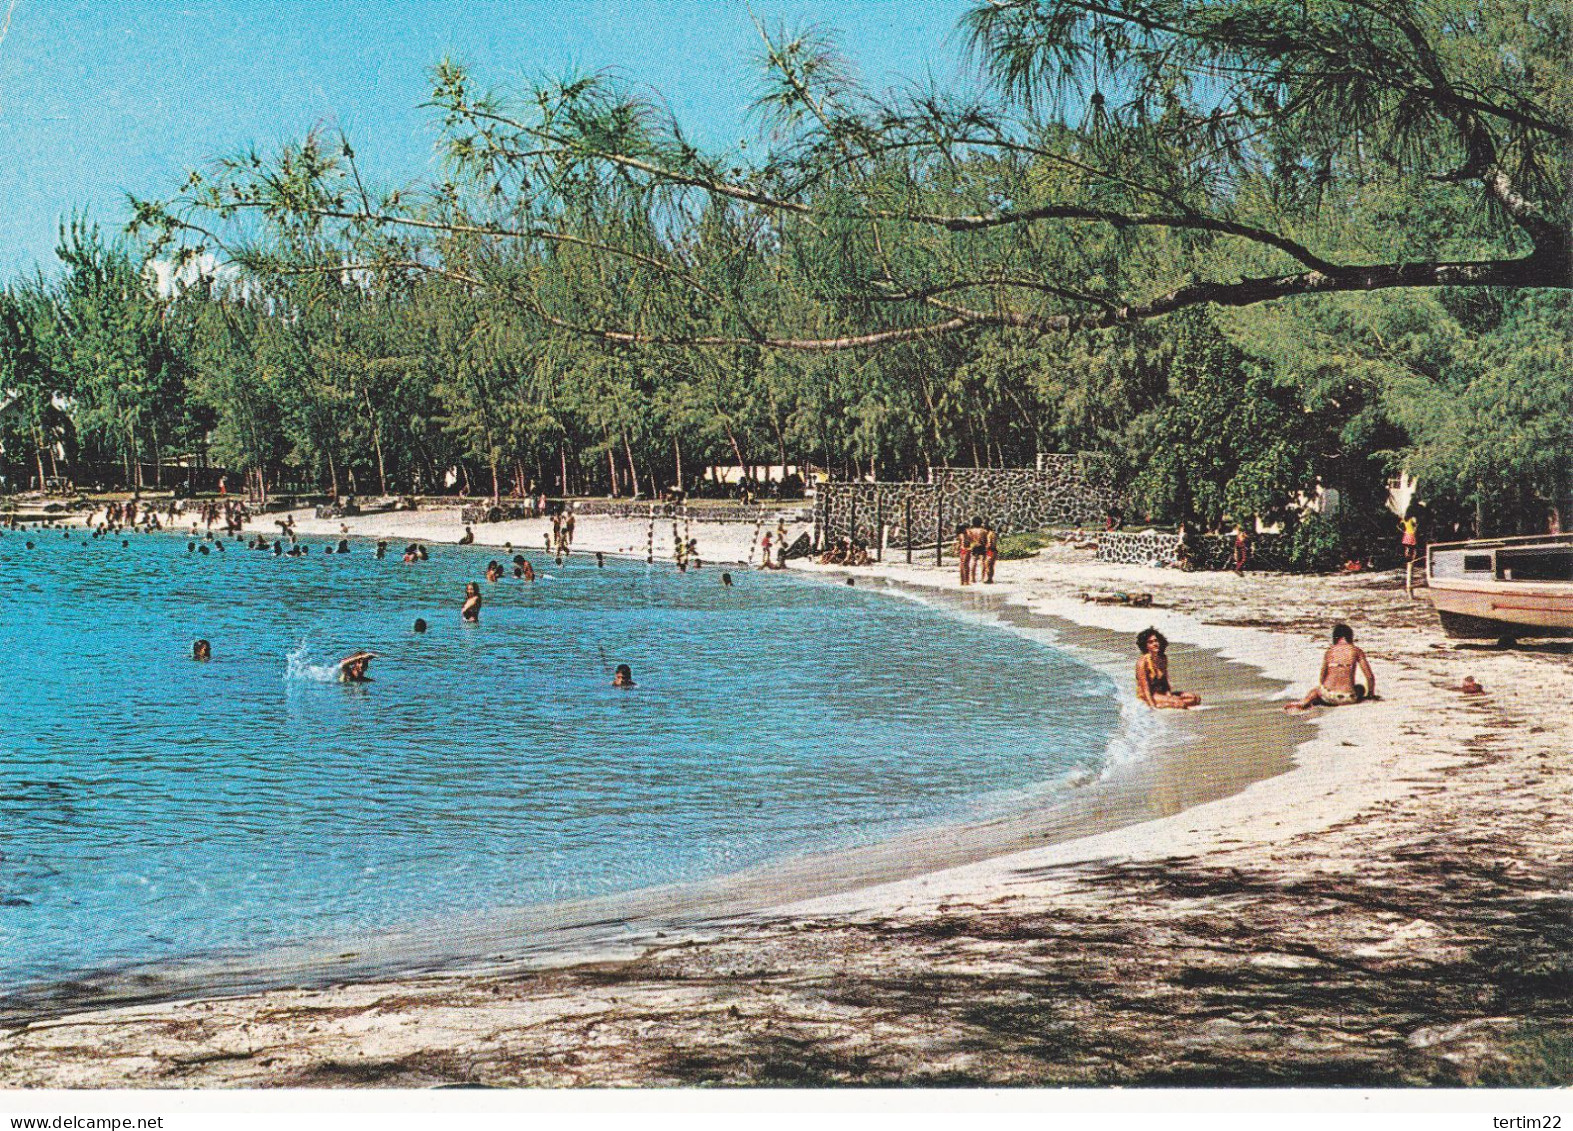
[2,0,1567,546]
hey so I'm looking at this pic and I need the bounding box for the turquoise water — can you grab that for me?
[0,526,1120,993]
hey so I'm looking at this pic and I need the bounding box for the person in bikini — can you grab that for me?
[1135,627,1201,709]
[1285,623,1376,711]
[461,582,483,623]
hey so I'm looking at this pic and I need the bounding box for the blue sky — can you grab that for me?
[0,1,974,278]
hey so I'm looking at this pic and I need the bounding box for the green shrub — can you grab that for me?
[997,530,1056,559]
[1285,513,1346,572]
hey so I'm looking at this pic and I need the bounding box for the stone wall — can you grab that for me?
[1095,530,1294,571]
[1096,531,1184,566]
[814,457,1118,549]
[571,501,812,524]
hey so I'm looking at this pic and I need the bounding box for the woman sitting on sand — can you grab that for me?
[461,582,483,623]
[1135,627,1201,710]
[1285,624,1375,711]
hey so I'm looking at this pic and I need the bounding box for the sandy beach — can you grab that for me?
[2,507,1570,1087]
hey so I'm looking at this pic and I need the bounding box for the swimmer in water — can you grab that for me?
[612,663,635,688]
[461,582,482,622]
[522,560,535,582]
[192,639,212,661]
[722,571,733,587]
[339,651,376,682]
[486,560,503,583]
[596,551,605,568]
[413,618,428,634]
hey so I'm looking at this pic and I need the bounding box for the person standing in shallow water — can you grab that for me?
[461,582,482,623]
[1135,627,1201,710]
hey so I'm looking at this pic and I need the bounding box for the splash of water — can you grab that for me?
[284,639,338,683]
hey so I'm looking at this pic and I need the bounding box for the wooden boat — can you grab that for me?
[1425,534,1573,639]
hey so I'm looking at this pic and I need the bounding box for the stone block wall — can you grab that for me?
[571,501,812,524]
[1096,531,1184,566]
[1096,530,1294,571]
[814,457,1119,549]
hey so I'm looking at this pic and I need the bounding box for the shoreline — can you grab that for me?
[0,515,1302,1028]
[4,508,1570,1086]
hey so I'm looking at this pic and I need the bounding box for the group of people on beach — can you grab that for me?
[1132,622,1378,713]
[957,517,999,585]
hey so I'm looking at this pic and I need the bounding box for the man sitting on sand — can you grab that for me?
[1135,627,1201,710]
[1285,624,1376,711]
[339,651,375,682]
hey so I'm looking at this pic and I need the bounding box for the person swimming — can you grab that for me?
[596,551,605,568]
[461,582,482,622]
[413,618,428,634]
[192,639,212,662]
[721,571,733,587]
[612,663,635,688]
[1135,627,1201,709]
[338,651,375,682]
[375,540,388,560]
[486,560,503,583]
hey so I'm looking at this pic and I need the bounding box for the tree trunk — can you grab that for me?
[559,446,569,497]
[674,437,684,495]
[130,425,143,496]
[623,432,640,498]
[724,425,746,480]
[363,388,389,497]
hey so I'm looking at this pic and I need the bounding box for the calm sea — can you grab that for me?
[0,526,1120,993]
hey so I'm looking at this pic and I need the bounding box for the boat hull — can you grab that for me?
[1428,583,1573,638]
